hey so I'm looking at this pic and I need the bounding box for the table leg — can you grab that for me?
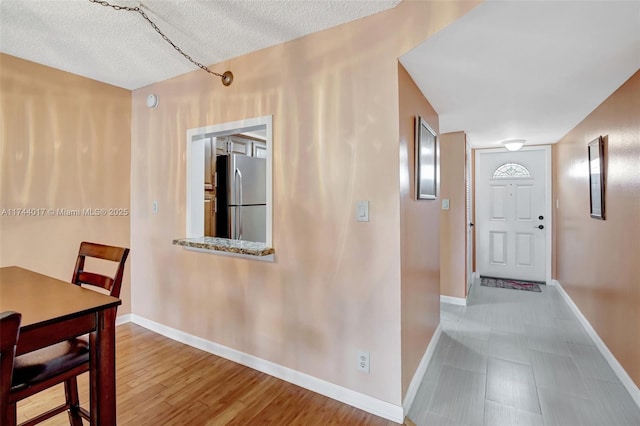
[90,306,117,425]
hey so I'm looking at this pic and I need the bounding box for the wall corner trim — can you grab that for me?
[403,324,442,414]
[115,313,132,326]
[129,314,404,423]
[551,280,640,408]
[440,295,467,306]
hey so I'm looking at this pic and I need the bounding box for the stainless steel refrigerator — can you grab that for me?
[215,154,267,243]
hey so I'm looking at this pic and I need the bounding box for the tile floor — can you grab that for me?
[407,280,640,426]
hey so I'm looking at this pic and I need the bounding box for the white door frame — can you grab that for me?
[474,145,552,284]
[466,140,474,293]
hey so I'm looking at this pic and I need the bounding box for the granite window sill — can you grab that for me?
[173,237,274,258]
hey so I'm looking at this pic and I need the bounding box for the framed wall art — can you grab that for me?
[588,135,605,220]
[415,116,437,200]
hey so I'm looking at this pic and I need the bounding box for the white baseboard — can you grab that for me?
[440,295,467,306]
[552,280,640,408]
[130,314,404,423]
[115,313,132,326]
[403,324,442,413]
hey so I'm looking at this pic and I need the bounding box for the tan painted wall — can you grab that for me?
[130,1,479,405]
[0,54,132,314]
[553,70,640,386]
[398,64,441,397]
[439,132,467,299]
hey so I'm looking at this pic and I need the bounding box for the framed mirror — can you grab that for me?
[588,136,605,220]
[415,116,437,200]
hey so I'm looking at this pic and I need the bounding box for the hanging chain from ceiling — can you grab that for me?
[89,0,233,86]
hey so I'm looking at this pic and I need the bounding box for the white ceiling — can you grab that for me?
[1,1,638,149]
[400,0,640,148]
[0,0,401,90]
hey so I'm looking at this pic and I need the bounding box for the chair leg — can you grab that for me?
[64,378,83,426]
[7,402,18,426]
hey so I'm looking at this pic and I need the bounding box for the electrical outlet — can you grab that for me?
[357,350,370,373]
[152,200,158,214]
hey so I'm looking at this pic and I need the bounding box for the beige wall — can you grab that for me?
[130,1,478,405]
[439,132,467,299]
[398,64,441,397]
[0,54,132,314]
[553,70,640,386]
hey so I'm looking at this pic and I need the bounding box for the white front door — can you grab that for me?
[475,147,551,283]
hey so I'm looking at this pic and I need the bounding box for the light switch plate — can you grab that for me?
[356,200,369,222]
[442,199,450,210]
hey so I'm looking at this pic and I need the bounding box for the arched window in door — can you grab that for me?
[492,162,531,179]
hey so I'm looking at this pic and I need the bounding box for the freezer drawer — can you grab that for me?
[228,205,266,243]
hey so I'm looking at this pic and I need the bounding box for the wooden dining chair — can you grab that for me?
[1,311,22,426]
[8,242,129,426]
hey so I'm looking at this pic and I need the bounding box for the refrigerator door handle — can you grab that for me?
[234,168,243,239]
[236,168,243,206]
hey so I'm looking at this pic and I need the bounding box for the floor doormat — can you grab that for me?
[480,276,543,292]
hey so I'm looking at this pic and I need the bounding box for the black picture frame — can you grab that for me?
[588,136,605,220]
[415,116,437,200]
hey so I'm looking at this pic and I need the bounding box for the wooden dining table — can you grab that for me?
[0,266,121,425]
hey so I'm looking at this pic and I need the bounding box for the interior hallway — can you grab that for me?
[407,279,640,426]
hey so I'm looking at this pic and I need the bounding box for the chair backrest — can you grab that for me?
[1,311,21,425]
[72,242,130,298]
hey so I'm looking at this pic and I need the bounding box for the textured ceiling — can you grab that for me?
[0,0,401,90]
[400,0,640,148]
[1,1,638,149]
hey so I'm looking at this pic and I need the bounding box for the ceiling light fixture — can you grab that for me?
[503,139,525,151]
[89,0,233,86]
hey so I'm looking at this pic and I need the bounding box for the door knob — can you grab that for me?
[534,225,544,230]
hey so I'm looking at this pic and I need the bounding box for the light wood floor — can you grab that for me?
[17,323,400,426]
